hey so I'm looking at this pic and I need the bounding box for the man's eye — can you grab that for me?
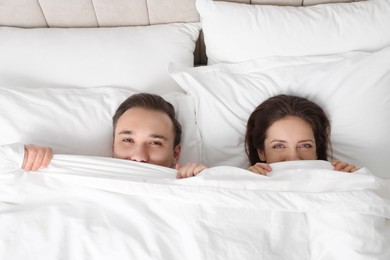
[150,141,162,146]
[123,138,133,143]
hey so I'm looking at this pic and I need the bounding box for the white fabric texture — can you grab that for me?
[170,46,390,178]
[0,23,201,94]
[0,144,389,260]
[196,0,390,64]
[0,86,201,164]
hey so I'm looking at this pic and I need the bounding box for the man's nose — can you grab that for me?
[129,145,148,163]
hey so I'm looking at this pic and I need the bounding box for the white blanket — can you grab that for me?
[0,144,389,260]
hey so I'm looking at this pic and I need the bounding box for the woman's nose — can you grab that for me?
[287,149,301,161]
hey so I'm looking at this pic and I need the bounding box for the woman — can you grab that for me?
[176,94,358,178]
[245,94,357,175]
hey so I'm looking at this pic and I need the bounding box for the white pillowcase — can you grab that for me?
[0,23,201,94]
[196,0,390,64]
[170,46,390,179]
[0,86,201,165]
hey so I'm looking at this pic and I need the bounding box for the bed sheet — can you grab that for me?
[0,144,389,260]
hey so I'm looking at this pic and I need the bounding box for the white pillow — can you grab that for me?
[170,46,390,179]
[0,86,201,165]
[0,23,201,94]
[196,0,390,64]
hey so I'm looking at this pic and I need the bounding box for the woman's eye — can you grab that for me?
[273,144,284,149]
[299,143,312,149]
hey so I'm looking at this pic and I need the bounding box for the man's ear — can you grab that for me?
[257,148,266,162]
[173,144,181,166]
[111,139,115,158]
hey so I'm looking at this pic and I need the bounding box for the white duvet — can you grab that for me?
[0,144,389,260]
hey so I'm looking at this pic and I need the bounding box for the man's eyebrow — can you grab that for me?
[118,130,134,135]
[149,134,168,141]
[117,131,168,141]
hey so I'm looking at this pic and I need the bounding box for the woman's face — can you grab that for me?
[257,116,317,163]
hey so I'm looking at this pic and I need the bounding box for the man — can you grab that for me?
[22,93,206,178]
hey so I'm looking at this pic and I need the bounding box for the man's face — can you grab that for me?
[112,107,180,168]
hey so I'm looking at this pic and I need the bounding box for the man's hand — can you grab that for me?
[175,162,207,179]
[23,144,53,171]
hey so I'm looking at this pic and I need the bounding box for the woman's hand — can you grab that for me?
[331,160,358,173]
[23,144,53,172]
[248,162,272,176]
[175,162,207,179]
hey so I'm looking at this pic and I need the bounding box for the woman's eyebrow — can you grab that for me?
[298,139,315,143]
[269,139,286,143]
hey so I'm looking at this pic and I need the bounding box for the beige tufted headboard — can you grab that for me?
[0,0,363,65]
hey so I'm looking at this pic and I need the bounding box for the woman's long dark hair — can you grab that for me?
[245,94,331,165]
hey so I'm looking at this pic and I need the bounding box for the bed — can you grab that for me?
[1,0,390,259]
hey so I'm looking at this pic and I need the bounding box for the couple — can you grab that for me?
[22,93,357,179]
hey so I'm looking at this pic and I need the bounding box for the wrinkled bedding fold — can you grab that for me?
[1,150,389,260]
